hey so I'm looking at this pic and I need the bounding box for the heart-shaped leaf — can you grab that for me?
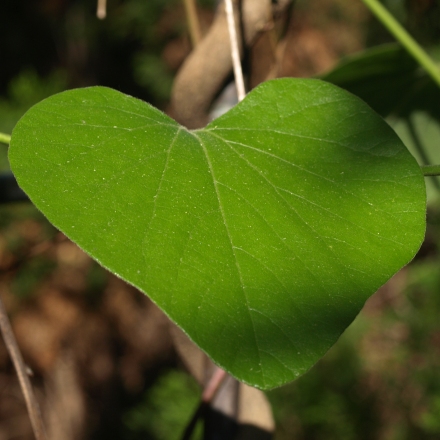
[9,79,426,389]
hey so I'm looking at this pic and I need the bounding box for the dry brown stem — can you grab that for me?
[0,294,47,440]
[96,0,106,19]
[171,0,287,128]
[183,0,203,47]
[225,0,246,101]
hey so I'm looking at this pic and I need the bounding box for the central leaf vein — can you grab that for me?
[192,132,265,384]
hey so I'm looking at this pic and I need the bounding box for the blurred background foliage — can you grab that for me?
[1,0,440,439]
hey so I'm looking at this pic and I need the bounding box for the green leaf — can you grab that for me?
[321,43,440,203]
[9,78,426,390]
[321,43,419,118]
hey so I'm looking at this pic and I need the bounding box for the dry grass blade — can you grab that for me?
[225,0,246,101]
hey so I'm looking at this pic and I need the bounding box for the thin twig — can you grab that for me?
[96,0,107,20]
[181,402,206,440]
[183,0,202,47]
[225,0,246,101]
[202,367,228,403]
[0,295,47,440]
[181,367,228,440]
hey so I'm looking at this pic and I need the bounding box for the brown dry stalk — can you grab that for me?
[171,0,292,129]
[97,0,107,19]
[0,295,47,440]
[225,0,246,101]
[183,0,202,47]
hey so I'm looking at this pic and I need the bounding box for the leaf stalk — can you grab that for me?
[421,165,440,177]
[0,133,11,145]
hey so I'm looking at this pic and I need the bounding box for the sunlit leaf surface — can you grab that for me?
[322,43,440,203]
[9,78,426,389]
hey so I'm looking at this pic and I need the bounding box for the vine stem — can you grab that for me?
[201,367,228,403]
[421,165,440,176]
[0,295,47,440]
[225,0,246,101]
[181,367,228,440]
[183,0,202,47]
[361,0,440,88]
[0,132,11,145]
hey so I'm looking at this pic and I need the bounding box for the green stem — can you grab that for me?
[361,0,440,89]
[421,165,440,177]
[0,133,11,145]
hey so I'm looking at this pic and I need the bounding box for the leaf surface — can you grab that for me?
[9,78,426,389]
[321,43,440,203]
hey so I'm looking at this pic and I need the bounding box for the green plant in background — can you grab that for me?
[123,370,202,440]
[133,53,174,103]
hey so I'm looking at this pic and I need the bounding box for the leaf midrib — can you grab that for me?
[191,130,265,385]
